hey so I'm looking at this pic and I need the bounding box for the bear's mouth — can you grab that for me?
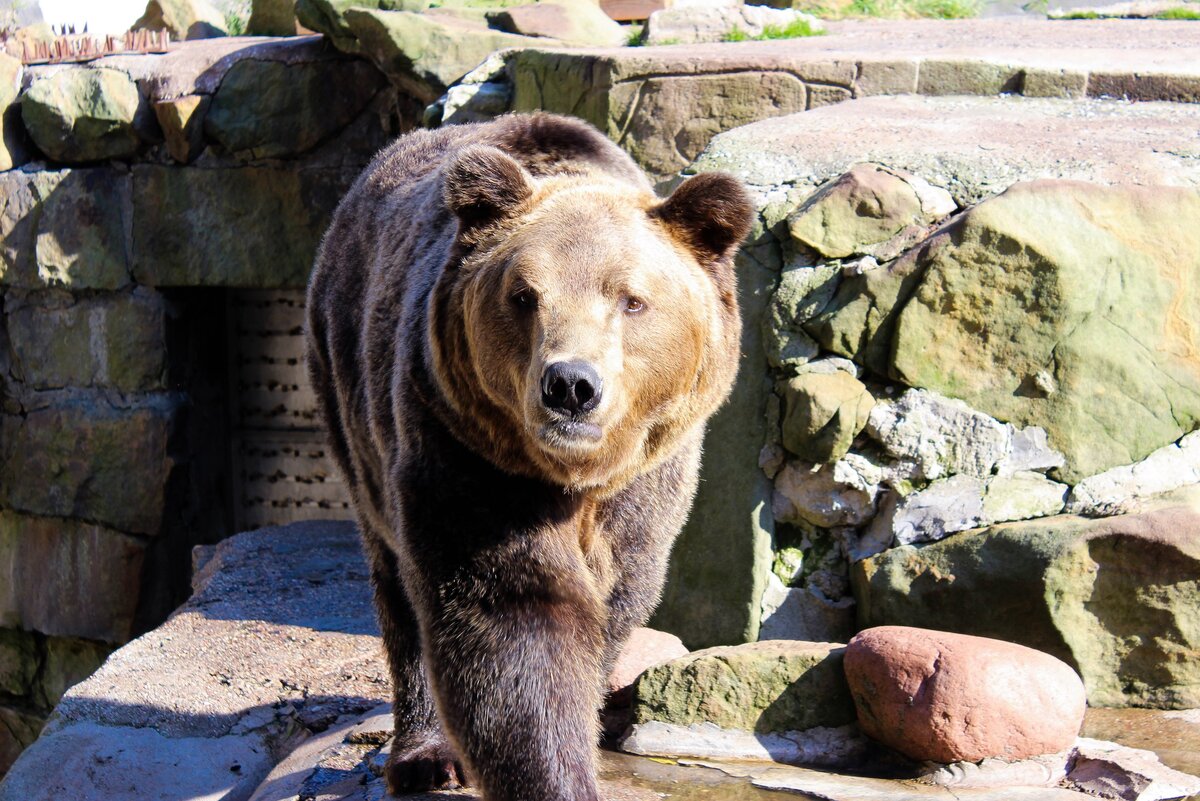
[539,418,604,451]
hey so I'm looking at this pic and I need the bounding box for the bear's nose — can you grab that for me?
[541,361,602,416]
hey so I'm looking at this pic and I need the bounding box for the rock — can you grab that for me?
[0,512,147,643]
[621,720,867,769]
[205,56,384,159]
[486,1,623,46]
[152,94,208,163]
[650,245,777,648]
[632,640,856,734]
[0,629,38,697]
[0,706,43,774]
[21,68,143,163]
[0,723,272,800]
[737,760,1095,799]
[996,426,1065,476]
[0,169,133,290]
[0,521,388,800]
[1067,738,1200,801]
[1067,431,1200,517]
[759,575,855,643]
[884,475,987,546]
[981,471,1068,524]
[864,389,1011,482]
[132,0,229,40]
[773,459,878,528]
[873,472,1067,547]
[787,164,942,260]
[344,8,534,103]
[5,289,166,392]
[131,164,358,288]
[248,0,299,34]
[844,626,1086,763]
[853,486,1200,707]
[36,638,113,710]
[0,398,177,536]
[889,181,1200,484]
[0,53,23,171]
[608,627,688,698]
[644,5,823,45]
[781,371,874,463]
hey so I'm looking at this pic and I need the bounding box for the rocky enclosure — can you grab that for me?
[0,3,1197,789]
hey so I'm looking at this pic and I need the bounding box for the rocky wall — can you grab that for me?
[0,34,414,772]
[678,94,1200,706]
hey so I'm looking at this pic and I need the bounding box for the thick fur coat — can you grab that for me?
[305,113,751,801]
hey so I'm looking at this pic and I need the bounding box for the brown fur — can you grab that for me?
[305,113,750,801]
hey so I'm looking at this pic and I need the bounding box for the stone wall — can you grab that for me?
[0,34,415,771]
[682,94,1200,705]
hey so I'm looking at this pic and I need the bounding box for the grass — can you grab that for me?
[1053,6,1200,19]
[1155,6,1200,18]
[784,0,982,19]
[722,18,825,41]
[624,23,645,45]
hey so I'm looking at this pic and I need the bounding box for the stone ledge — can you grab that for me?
[691,94,1200,202]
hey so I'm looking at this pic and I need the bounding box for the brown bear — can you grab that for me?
[305,113,750,801]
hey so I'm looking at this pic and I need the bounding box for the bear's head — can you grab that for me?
[430,145,752,492]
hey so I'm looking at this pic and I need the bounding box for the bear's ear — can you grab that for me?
[443,145,534,232]
[651,172,753,263]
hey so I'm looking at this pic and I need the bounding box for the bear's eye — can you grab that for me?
[511,288,537,311]
[624,296,646,314]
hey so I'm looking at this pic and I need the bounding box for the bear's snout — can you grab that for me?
[541,361,603,416]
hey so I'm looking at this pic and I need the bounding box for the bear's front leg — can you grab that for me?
[362,531,468,793]
[412,531,608,801]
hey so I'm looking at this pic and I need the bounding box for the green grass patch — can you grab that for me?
[1155,6,1200,18]
[722,18,824,41]
[1056,9,1101,17]
[787,0,981,19]
[624,23,646,45]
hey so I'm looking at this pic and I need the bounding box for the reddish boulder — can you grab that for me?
[844,626,1085,763]
[608,627,689,699]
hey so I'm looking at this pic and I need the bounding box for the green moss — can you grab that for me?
[1057,9,1100,17]
[723,25,752,41]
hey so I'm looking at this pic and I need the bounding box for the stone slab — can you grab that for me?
[693,94,1200,202]
[0,722,274,801]
[131,164,359,288]
[48,521,388,739]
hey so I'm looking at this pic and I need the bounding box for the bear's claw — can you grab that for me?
[385,736,469,795]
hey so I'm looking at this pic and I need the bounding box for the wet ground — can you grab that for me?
[599,707,1200,801]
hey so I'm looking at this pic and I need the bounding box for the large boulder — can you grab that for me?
[0,169,133,290]
[644,5,822,45]
[844,626,1086,763]
[780,371,874,463]
[132,0,229,40]
[887,181,1200,484]
[247,0,299,34]
[0,399,177,536]
[130,164,358,288]
[344,8,534,103]
[632,640,855,733]
[205,56,384,158]
[4,289,166,393]
[486,1,624,45]
[0,53,24,171]
[788,163,952,260]
[21,69,143,163]
[853,486,1200,708]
